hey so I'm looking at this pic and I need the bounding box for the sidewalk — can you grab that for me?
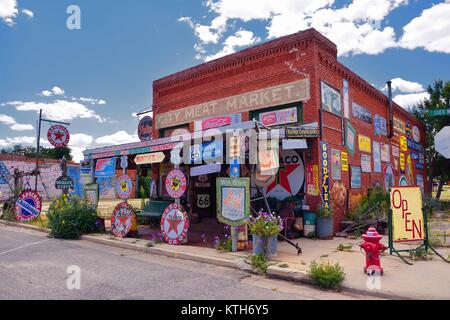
[2,220,449,299]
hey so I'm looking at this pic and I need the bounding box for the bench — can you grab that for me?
[136,200,173,225]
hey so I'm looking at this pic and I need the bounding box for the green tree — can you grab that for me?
[0,145,72,161]
[411,80,450,200]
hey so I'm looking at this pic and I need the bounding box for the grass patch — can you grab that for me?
[409,248,433,261]
[308,260,345,290]
[278,263,289,268]
[337,244,353,252]
[250,254,271,275]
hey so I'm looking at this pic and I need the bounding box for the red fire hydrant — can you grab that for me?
[359,226,387,275]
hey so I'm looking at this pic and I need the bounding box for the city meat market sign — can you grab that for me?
[14,190,42,222]
[155,79,310,129]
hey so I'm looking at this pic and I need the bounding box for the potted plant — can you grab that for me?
[316,205,334,239]
[247,210,284,258]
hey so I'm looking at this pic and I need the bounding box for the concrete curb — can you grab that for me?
[0,220,410,299]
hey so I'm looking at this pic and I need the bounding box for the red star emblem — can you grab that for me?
[54,130,65,142]
[166,215,182,235]
[267,164,300,194]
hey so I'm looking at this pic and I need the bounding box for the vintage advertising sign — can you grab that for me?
[361,154,372,173]
[343,79,350,119]
[155,79,310,129]
[412,126,420,143]
[331,149,341,180]
[47,125,70,148]
[111,202,134,238]
[399,175,408,186]
[216,177,250,227]
[84,184,99,208]
[373,142,382,173]
[358,135,372,153]
[320,141,330,208]
[306,164,319,196]
[390,187,424,242]
[138,116,153,141]
[134,152,165,165]
[381,143,390,162]
[351,166,361,189]
[165,169,187,199]
[55,175,74,190]
[285,126,319,138]
[399,135,408,152]
[0,162,10,185]
[190,163,221,177]
[352,102,372,124]
[374,114,388,136]
[14,190,42,222]
[384,164,395,192]
[95,158,116,177]
[341,152,348,172]
[345,120,356,155]
[321,81,342,116]
[160,203,189,245]
[392,144,400,158]
[407,138,424,153]
[116,175,133,199]
[194,114,241,131]
[393,117,406,134]
[80,161,93,184]
[259,106,298,127]
[416,174,424,192]
[265,149,304,200]
[399,152,405,173]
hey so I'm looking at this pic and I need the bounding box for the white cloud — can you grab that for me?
[393,92,430,109]
[95,130,139,146]
[21,8,33,19]
[181,0,413,60]
[0,136,35,148]
[5,100,106,123]
[78,97,107,105]
[0,113,34,131]
[0,0,18,25]
[204,29,260,61]
[400,1,450,54]
[40,86,65,97]
[68,133,94,162]
[389,78,425,93]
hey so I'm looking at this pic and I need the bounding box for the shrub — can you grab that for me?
[250,254,270,274]
[308,260,345,290]
[348,187,389,221]
[317,204,333,219]
[47,195,98,239]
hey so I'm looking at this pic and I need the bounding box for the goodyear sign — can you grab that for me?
[320,141,330,209]
[390,187,424,242]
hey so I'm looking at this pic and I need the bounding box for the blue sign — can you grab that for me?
[374,114,387,136]
[411,152,419,161]
[416,163,425,170]
[351,166,362,189]
[230,159,240,178]
[407,138,424,152]
[0,162,10,185]
[94,158,117,178]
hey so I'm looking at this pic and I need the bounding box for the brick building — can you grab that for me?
[84,28,426,233]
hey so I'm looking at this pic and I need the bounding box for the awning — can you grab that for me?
[282,139,308,150]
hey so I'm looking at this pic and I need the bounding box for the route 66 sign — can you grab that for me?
[47,125,70,148]
[120,156,128,169]
[197,194,210,208]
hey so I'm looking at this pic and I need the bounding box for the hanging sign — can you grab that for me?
[111,202,134,238]
[165,169,187,199]
[216,177,250,226]
[138,116,153,141]
[390,187,424,242]
[384,164,395,192]
[358,135,372,153]
[320,141,330,209]
[14,190,42,222]
[134,152,165,165]
[47,125,70,148]
[160,203,189,245]
[116,175,133,199]
[55,175,74,190]
[259,106,298,126]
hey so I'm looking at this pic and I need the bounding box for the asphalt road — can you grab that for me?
[0,225,369,300]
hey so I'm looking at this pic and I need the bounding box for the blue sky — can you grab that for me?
[1,0,449,161]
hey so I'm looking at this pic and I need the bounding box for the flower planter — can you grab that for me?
[317,217,334,239]
[252,234,278,258]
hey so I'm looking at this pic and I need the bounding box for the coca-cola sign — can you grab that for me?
[194,114,241,131]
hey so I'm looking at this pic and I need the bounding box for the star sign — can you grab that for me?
[166,214,182,235]
[54,130,65,142]
[267,164,300,194]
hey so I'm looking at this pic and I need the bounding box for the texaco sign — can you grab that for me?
[160,203,189,245]
[47,125,70,148]
[111,202,134,238]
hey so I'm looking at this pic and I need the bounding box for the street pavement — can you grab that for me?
[0,225,371,300]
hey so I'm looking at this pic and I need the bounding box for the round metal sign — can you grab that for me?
[116,175,132,199]
[138,116,152,141]
[412,126,420,143]
[165,169,187,199]
[111,202,134,238]
[160,203,189,245]
[14,190,42,222]
[55,175,74,190]
[47,125,70,148]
